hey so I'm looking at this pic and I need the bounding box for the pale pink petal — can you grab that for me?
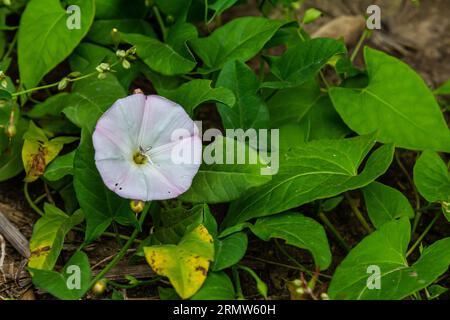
[147,135,203,198]
[94,93,146,150]
[93,93,202,201]
[95,159,148,200]
[138,95,199,150]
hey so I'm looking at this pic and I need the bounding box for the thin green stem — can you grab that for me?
[245,255,332,279]
[318,212,351,252]
[406,212,440,257]
[232,266,245,300]
[153,6,167,41]
[89,207,150,289]
[274,239,309,272]
[319,71,330,89]
[12,71,97,97]
[108,277,162,289]
[4,32,18,60]
[395,151,422,234]
[345,193,373,234]
[351,29,370,62]
[24,182,44,216]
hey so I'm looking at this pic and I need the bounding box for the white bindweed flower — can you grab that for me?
[93,94,202,201]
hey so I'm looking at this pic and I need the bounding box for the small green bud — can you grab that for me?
[166,15,174,24]
[292,279,302,287]
[68,71,82,78]
[96,63,110,73]
[116,49,126,58]
[130,200,145,214]
[320,293,329,300]
[92,279,107,295]
[111,28,121,46]
[122,59,131,69]
[295,287,305,295]
[5,123,16,138]
[97,72,107,80]
[57,77,68,91]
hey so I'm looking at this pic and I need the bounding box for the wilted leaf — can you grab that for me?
[22,122,77,182]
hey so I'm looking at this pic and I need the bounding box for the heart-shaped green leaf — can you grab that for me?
[330,47,450,152]
[223,134,394,227]
[250,212,331,270]
[328,218,450,300]
[363,182,414,229]
[18,0,95,89]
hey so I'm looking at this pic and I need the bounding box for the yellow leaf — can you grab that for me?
[21,122,77,182]
[144,224,214,299]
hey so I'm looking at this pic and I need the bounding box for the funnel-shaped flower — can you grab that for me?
[93,94,202,201]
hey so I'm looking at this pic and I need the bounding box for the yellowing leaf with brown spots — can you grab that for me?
[29,204,84,270]
[144,224,214,299]
[22,121,78,182]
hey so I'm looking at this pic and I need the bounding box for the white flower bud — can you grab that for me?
[57,78,68,90]
[122,59,131,69]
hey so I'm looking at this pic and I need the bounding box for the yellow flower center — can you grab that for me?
[133,151,148,165]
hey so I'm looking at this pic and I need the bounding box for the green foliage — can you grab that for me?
[18,0,95,89]
[189,17,284,72]
[330,47,450,152]
[329,218,450,300]
[28,204,83,270]
[31,251,92,300]
[250,212,331,270]
[2,0,448,301]
[413,150,450,203]
[222,134,394,227]
[363,182,415,228]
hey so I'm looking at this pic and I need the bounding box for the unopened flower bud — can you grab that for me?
[97,72,107,80]
[58,77,68,90]
[116,49,126,58]
[291,1,301,10]
[166,15,174,24]
[320,293,329,300]
[1,79,7,88]
[68,71,82,78]
[96,62,110,73]
[295,287,305,295]
[111,28,121,46]
[5,123,16,138]
[122,59,131,69]
[292,279,302,286]
[130,200,145,214]
[92,279,107,295]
